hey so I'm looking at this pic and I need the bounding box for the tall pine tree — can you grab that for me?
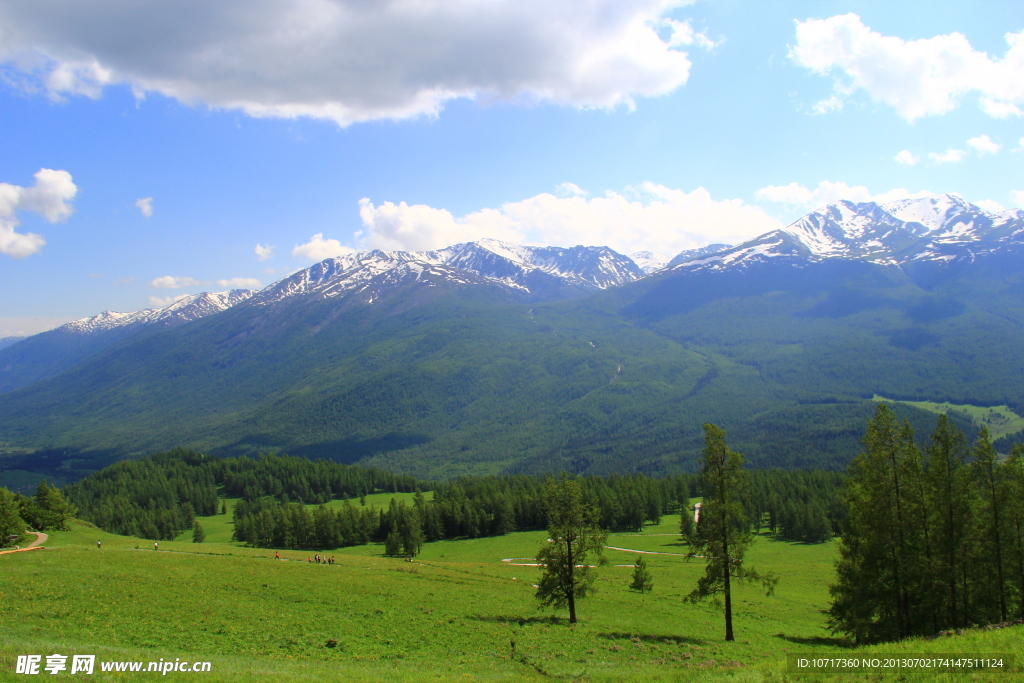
[687,423,777,641]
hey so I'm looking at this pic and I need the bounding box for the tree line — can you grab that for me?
[829,405,1024,643]
[0,481,76,545]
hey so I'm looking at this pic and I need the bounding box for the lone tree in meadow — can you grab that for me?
[687,423,777,641]
[630,555,654,594]
[192,521,205,543]
[535,474,607,624]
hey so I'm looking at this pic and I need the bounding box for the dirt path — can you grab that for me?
[0,531,47,555]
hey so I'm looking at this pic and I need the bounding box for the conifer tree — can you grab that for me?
[384,530,401,556]
[687,423,777,641]
[1004,444,1024,619]
[630,555,653,594]
[535,474,607,624]
[192,521,205,543]
[972,427,1008,622]
[923,414,973,629]
[0,487,24,545]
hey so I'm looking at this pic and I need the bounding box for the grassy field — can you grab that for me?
[3,515,1022,682]
[874,395,1024,441]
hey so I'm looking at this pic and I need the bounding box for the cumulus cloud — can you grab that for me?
[135,197,153,217]
[216,277,261,289]
[894,150,918,165]
[147,294,190,308]
[0,0,701,126]
[292,233,356,261]
[1012,190,1024,207]
[254,243,274,261]
[929,149,966,164]
[755,181,933,210]
[149,275,262,291]
[149,276,204,289]
[790,13,1024,121]
[0,168,77,258]
[975,199,1005,213]
[967,134,1001,155]
[357,183,782,256]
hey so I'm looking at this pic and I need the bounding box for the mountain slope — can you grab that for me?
[1,195,1022,483]
[0,290,253,393]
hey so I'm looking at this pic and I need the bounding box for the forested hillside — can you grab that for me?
[0,243,1019,484]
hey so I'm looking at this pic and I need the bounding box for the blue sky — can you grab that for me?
[1,0,1022,336]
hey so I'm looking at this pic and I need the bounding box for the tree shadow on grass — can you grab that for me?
[598,632,708,646]
[774,633,854,649]
[470,614,569,627]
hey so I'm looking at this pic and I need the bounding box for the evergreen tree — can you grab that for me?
[192,521,206,543]
[972,427,1008,623]
[687,423,777,641]
[27,480,76,531]
[630,555,653,594]
[535,475,607,624]
[221,500,228,515]
[0,487,24,546]
[923,414,973,629]
[1004,444,1024,620]
[680,503,694,539]
[384,530,402,556]
[829,405,929,642]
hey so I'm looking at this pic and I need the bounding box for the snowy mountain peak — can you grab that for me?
[673,193,1024,273]
[879,194,980,231]
[630,251,671,274]
[64,289,253,334]
[252,240,644,306]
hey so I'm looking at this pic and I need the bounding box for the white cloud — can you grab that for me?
[357,183,782,257]
[0,0,699,127]
[0,168,77,258]
[894,150,918,165]
[149,275,203,289]
[292,233,356,261]
[254,243,274,261]
[756,181,933,210]
[929,149,966,164]
[556,182,590,198]
[135,197,153,217]
[147,294,190,308]
[216,277,261,289]
[1012,190,1024,207]
[790,13,1024,121]
[967,134,1001,155]
[975,199,1005,213]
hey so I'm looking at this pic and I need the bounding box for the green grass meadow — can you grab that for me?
[3,514,1022,682]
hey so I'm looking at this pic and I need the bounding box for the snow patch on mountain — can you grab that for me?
[672,194,1024,273]
[64,290,253,334]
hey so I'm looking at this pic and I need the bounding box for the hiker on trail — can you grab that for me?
[308,557,312,563]
[154,542,159,551]
[275,551,280,560]
[97,540,101,549]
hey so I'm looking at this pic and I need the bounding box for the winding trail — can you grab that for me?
[501,543,698,567]
[0,531,47,555]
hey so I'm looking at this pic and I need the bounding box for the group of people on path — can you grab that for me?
[308,554,335,565]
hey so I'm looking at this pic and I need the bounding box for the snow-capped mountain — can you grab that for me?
[674,194,1024,273]
[630,251,672,274]
[252,239,644,306]
[666,244,732,268]
[0,290,254,393]
[65,290,254,334]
